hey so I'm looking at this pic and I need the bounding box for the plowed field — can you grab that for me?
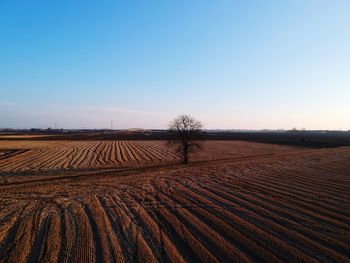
[0,140,299,172]
[0,143,349,263]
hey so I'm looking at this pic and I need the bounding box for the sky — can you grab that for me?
[0,0,349,130]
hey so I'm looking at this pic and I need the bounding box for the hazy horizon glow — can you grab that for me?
[1,1,350,130]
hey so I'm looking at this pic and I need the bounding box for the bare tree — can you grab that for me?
[167,115,204,164]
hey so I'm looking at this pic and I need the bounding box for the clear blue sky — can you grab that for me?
[1,0,349,130]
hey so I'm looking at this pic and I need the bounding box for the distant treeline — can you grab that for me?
[1,130,350,148]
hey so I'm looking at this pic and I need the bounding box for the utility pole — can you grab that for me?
[55,121,57,129]
[111,120,113,130]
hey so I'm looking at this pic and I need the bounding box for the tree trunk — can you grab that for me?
[183,145,188,164]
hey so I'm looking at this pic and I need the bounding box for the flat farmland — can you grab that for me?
[0,140,176,172]
[0,140,349,263]
[0,140,301,173]
[0,147,350,262]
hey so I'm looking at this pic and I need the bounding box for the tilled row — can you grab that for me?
[0,141,179,172]
[0,147,349,262]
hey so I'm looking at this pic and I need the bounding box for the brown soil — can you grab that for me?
[0,142,349,262]
[0,140,301,173]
